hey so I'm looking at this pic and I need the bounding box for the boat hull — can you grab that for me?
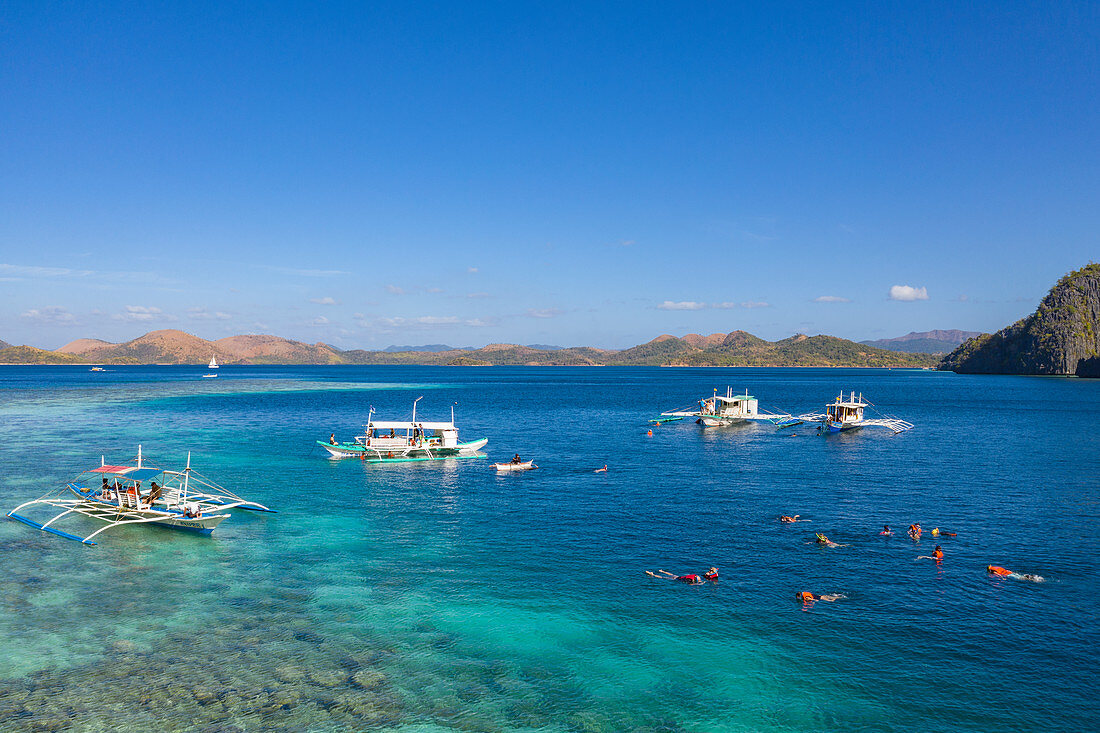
[820,420,861,434]
[319,437,489,461]
[492,461,536,472]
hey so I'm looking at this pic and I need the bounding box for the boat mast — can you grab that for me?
[137,444,143,468]
[183,451,191,504]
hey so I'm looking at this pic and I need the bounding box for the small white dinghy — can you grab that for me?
[492,460,537,472]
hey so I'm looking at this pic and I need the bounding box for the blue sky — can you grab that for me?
[2,2,1097,349]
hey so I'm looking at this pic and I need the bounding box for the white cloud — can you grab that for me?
[21,306,78,325]
[385,284,405,295]
[466,292,491,299]
[188,308,232,321]
[467,267,479,273]
[814,296,851,303]
[425,287,444,294]
[113,306,175,322]
[310,297,338,305]
[311,316,330,326]
[2,264,93,278]
[526,308,562,319]
[889,285,929,301]
[657,301,706,311]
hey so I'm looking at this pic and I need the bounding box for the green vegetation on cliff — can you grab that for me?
[941,263,1100,376]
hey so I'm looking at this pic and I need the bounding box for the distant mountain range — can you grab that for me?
[860,329,982,354]
[0,329,939,367]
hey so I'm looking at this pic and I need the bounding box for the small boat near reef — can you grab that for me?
[202,373,218,379]
[661,387,797,427]
[319,397,488,462]
[800,391,913,434]
[6,446,274,545]
[492,460,537,472]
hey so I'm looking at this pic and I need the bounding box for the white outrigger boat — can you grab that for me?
[799,391,913,434]
[6,446,274,545]
[492,460,537,472]
[662,387,799,427]
[318,398,488,462]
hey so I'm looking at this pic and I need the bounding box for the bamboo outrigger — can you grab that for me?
[6,446,274,545]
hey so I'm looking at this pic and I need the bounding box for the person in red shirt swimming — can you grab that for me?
[646,567,718,584]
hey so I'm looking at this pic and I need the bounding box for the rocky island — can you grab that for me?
[941,263,1100,377]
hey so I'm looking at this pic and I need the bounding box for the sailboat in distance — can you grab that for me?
[208,355,218,369]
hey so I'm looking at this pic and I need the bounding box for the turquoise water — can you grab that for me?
[0,366,1097,731]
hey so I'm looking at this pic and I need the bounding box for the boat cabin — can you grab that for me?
[354,421,460,450]
[700,388,760,418]
[826,392,867,424]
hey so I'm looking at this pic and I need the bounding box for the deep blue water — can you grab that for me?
[0,366,1097,732]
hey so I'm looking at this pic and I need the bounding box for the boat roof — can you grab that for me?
[86,466,164,480]
[715,394,754,402]
[367,421,455,430]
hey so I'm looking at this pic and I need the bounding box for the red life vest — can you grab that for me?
[677,574,702,584]
[704,571,719,581]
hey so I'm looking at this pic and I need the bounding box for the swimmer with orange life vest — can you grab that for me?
[779,514,807,523]
[987,565,1044,582]
[908,523,922,540]
[796,591,847,604]
[916,545,944,562]
[646,567,718,584]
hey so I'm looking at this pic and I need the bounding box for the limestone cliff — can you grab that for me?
[941,263,1100,376]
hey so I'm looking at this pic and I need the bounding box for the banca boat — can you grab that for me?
[492,460,537,472]
[319,398,488,462]
[6,446,274,545]
[662,387,798,427]
[799,391,913,434]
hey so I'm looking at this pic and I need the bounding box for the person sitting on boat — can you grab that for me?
[183,503,202,518]
[511,454,522,464]
[329,433,337,445]
[645,569,705,585]
[144,481,163,506]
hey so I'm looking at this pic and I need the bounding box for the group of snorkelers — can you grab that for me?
[785,514,1044,583]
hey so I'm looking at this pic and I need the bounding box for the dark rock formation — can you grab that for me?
[941,263,1100,376]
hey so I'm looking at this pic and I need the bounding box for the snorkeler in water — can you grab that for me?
[779,514,801,523]
[907,524,922,540]
[645,569,714,585]
[813,533,847,548]
[796,591,847,604]
[917,545,944,562]
[880,525,893,536]
[987,565,1044,582]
